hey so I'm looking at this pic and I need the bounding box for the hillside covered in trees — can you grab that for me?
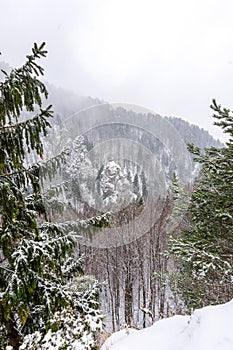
[0,47,232,349]
[37,89,225,331]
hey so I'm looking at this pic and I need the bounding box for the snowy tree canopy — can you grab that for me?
[169,99,233,309]
[0,43,107,349]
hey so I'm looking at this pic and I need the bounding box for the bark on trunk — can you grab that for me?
[5,313,22,350]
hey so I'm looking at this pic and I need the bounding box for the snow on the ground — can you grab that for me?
[101,299,233,350]
[101,328,137,349]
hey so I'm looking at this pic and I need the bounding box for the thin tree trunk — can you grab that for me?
[5,313,22,350]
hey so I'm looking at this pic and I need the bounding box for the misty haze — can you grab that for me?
[0,1,233,349]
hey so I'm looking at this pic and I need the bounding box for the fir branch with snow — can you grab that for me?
[0,43,108,349]
[169,100,233,309]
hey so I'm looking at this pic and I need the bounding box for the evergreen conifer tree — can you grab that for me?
[169,100,233,309]
[0,43,108,349]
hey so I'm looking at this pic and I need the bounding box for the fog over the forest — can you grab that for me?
[1,0,233,142]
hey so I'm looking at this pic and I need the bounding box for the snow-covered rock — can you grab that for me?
[101,299,233,350]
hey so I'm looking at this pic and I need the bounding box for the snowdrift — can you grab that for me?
[101,299,233,350]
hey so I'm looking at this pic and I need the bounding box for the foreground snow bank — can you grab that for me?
[101,299,233,350]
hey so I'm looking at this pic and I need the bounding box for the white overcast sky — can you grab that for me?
[1,0,233,141]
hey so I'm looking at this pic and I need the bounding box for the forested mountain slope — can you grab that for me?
[1,60,224,331]
[36,87,223,331]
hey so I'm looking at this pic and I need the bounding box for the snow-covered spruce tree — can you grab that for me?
[0,43,108,349]
[169,99,233,309]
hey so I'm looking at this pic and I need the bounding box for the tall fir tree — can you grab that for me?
[0,43,108,349]
[169,99,233,309]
